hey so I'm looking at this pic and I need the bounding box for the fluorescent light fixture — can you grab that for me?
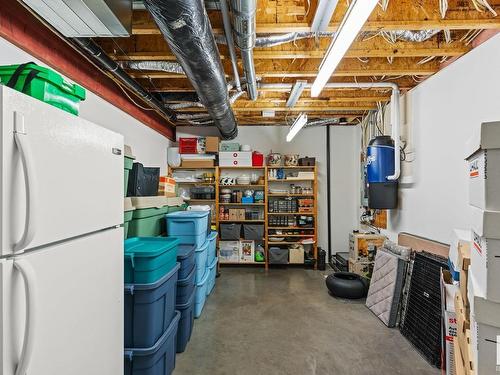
[311,0,339,32]
[311,0,378,97]
[262,110,276,118]
[286,80,308,108]
[286,113,308,142]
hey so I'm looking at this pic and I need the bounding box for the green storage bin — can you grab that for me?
[124,237,179,283]
[124,198,135,239]
[124,145,135,197]
[0,62,86,115]
[128,197,180,237]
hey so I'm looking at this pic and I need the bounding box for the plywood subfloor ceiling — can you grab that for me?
[95,0,500,126]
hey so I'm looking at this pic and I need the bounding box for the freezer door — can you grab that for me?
[0,228,123,375]
[0,86,124,256]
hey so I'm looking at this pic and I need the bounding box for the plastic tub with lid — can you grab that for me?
[176,264,196,306]
[166,210,210,247]
[206,257,218,296]
[124,145,135,196]
[194,269,210,318]
[176,288,195,353]
[128,197,181,237]
[207,231,218,265]
[124,198,136,239]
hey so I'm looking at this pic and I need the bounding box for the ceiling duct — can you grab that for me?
[143,0,238,139]
[231,0,258,100]
[21,0,132,37]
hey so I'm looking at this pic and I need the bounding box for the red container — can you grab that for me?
[179,138,199,154]
[252,151,264,166]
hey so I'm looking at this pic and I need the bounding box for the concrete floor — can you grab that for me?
[175,268,440,375]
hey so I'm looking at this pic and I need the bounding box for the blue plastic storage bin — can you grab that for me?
[166,210,210,247]
[177,244,196,280]
[124,263,180,348]
[176,288,195,353]
[195,240,209,283]
[194,269,209,319]
[206,257,218,296]
[207,231,218,265]
[124,311,180,375]
[124,237,179,284]
[176,264,196,306]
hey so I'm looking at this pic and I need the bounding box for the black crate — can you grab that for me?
[127,163,160,197]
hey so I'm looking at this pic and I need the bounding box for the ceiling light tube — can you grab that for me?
[311,0,379,97]
[286,80,308,108]
[311,0,339,32]
[286,113,308,142]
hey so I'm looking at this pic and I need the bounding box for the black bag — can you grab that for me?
[127,162,160,197]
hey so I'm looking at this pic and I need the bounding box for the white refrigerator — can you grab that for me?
[0,86,124,374]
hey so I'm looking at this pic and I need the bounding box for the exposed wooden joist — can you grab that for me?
[177,105,375,113]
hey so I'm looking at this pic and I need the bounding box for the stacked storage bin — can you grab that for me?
[166,210,219,320]
[124,237,181,375]
[460,121,500,375]
[175,244,196,353]
[124,198,135,239]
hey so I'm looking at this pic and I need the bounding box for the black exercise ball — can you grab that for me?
[325,272,369,299]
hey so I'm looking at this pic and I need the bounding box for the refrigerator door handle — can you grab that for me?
[13,258,38,375]
[13,112,38,252]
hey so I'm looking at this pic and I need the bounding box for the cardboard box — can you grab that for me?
[181,159,215,168]
[237,209,246,221]
[441,270,459,375]
[219,241,240,263]
[205,136,219,153]
[219,151,252,167]
[239,240,255,263]
[158,176,177,197]
[289,247,305,264]
[348,232,386,262]
[348,259,373,278]
[453,338,467,375]
[465,121,500,211]
[455,292,470,341]
[449,229,472,281]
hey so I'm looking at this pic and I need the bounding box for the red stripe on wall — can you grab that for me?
[0,1,175,140]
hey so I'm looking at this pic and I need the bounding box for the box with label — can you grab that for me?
[465,121,500,210]
[348,259,373,278]
[448,229,471,282]
[289,247,305,264]
[441,270,458,375]
[349,232,386,262]
[205,136,219,153]
[239,240,255,263]
[219,241,240,263]
[219,151,252,167]
[158,176,177,197]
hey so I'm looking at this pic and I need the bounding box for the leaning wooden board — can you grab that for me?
[398,232,449,258]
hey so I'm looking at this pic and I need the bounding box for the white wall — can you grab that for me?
[177,125,360,253]
[383,34,500,244]
[0,37,171,173]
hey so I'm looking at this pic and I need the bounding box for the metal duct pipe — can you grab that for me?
[72,38,176,121]
[143,0,238,139]
[231,0,258,100]
[123,61,184,74]
[215,31,335,47]
[220,0,242,91]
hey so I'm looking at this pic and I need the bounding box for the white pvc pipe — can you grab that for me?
[259,82,401,180]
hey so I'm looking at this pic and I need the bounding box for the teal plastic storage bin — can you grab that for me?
[124,198,135,239]
[124,145,135,197]
[194,270,209,318]
[124,311,180,375]
[207,231,218,265]
[124,237,179,284]
[206,257,218,296]
[195,240,209,283]
[166,210,210,247]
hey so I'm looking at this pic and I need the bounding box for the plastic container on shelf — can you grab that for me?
[194,240,209,283]
[243,224,264,240]
[124,198,135,239]
[124,237,179,284]
[0,62,86,115]
[207,231,218,265]
[176,265,196,306]
[220,223,242,240]
[128,197,183,237]
[206,257,218,296]
[194,270,210,318]
[166,210,210,247]
[269,247,289,264]
[176,244,196,280]
[124,263,180,348]
[176,288,195,353]
[124,311,180,375]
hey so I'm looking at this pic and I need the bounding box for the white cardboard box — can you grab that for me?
[219,241,240,263]
[219,151,252,167]
[239,240,255,262]
[449,229,471,281]
[467,273,500,375]
[465,121,500,211]
[441,270,459,375]
[470,205,500,240]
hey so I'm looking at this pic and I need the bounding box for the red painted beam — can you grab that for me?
[0,1,175,140]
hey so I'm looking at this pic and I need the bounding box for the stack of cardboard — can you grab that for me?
[460,121,500,374]
[179,136,219,167]
[348,232,385,279]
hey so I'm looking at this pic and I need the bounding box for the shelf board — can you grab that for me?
[175,181,215,185]
[268,226,314,230]
[268,179,314,182]
[219,166,265,169]
[267,212,315,215]
[267,166,315,169]
[219,220,265,223]
[267,241,315,245]
[221,184,265,188]
[220,262,266,265]
[268,193,314,197]
[188,199,215,201]
[220,203,265,206]
[268,234,315,237]
[170,167,216,170]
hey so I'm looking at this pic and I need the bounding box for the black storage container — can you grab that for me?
[220,223,242,240]
[330,252,349,272]
[191,186,215,200]
[269,247,289,264]
[317,248,326,271]
[127,162,160,197]
[298,156,315,166]
[243,224,264,240]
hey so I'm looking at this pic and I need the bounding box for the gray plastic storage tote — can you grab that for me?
[220,223,241,240]
[124,311,180,375]
[243,224,264,240]
[124,263,180,348]
[269,247,289,264]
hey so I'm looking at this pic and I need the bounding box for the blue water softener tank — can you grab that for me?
[366,136,398,209]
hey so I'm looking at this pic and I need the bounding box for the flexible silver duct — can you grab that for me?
[123,61,184,74]
[231,0,258,100]
[220,0,242,91]
[383,30,440,42]
[215,31,335,47]
[143,0,238,139]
